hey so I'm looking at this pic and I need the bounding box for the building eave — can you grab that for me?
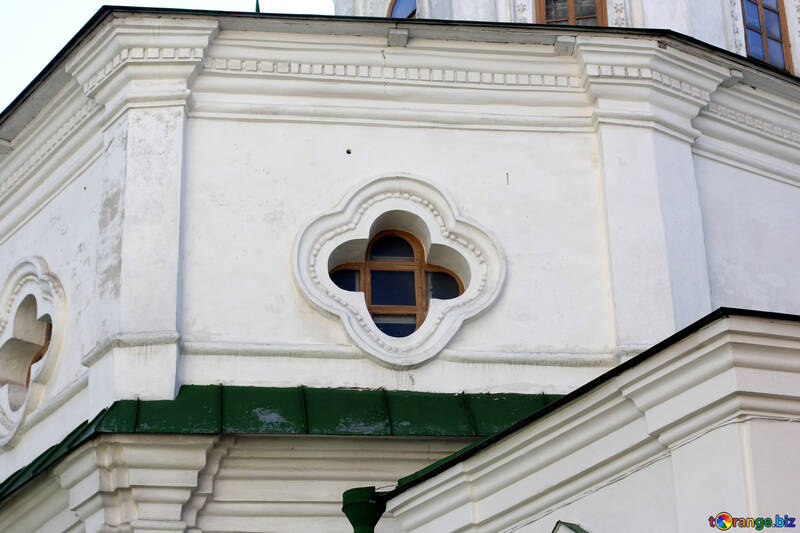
[0,386,559,506]
[2,5,800,145]
[379,307,800,502]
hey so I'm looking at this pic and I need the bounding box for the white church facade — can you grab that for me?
[0,3,798,532]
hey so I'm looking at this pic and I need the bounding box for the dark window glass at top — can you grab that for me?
[742,0,792,71]
[328,231,464,338]
[370,235,414,260]
[331,269,359,292]
[428,271,460,301]
[390,0,416,18]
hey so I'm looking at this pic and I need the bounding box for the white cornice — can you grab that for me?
[692,142,800,189]
[388,314,800,532]
[0,100,98,200]
[703,101,800,146]
[181,339,617,366]
[577,39,731,141]
[62,16,219,123]
[202,54,584,90]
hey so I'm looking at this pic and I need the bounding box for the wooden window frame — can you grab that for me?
[536,0,607,26]
[26,321,51,386]
[330,230,464,332]
[741,0,793,72]
[387,0,417,19]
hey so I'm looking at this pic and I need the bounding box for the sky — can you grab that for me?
[0,1,335,112]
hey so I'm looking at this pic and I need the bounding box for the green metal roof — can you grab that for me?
[0,385,560,504]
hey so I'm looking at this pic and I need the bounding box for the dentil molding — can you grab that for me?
[202,55,583,89]
[0,100,98,200]
[293,175,506,367]
[0,258,65,447]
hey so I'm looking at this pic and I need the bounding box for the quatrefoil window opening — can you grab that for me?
[0,294,53,411]
[329,230,463,337]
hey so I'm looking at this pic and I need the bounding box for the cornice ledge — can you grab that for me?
[618,315,800,447]
[390,386,666,531]
[584,63,711,104]
[0,99,100,201]
[63,16,220,116]
[81,330,180,366]
[576,41,730,138]
[388,465,473,531]
[692,141,800,188]
[190,104,594,133]
[699,101,800,149]
[201,55,584,90]
[53,434,216,531]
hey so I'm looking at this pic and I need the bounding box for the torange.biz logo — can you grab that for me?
[709,512,796,530]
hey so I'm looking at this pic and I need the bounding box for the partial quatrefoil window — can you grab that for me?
[0,257,64,445]
[0,295,52,411]
[330,231,463,337]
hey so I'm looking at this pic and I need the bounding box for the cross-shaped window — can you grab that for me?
[330,230,463,337]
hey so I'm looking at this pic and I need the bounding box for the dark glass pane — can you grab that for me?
[428,271,460,300]
[391,0,416,18]
[546,0,568,20]
[747,29,765,60]
[764,9,782,38]
[575,0,597,16]
[576,16,598,25]
[767,38,786,67]
[369,235,414,261]
[373,315,417,337]
[550,20,570,24]
[744,1,761,30]
[763,0,778,9]
[331,269,359,292]
[371,270,415,305]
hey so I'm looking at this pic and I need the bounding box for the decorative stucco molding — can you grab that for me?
[83,47,205,96]
[703,102,800,145]
[609,0,631,27]
[585,64,711,102]
[512,0,533,23]
[202,56,583,89]
[0,258,65,446]
[0,100,98,199]
[728,0,746,54]
[293,175,506,367]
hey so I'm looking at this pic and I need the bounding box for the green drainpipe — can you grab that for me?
[342,486,387,533]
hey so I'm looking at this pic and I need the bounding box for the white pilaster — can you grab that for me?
[578,39,728,355]
[63,17,219,404]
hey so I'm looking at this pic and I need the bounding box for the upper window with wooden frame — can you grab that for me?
[741,0,793,71]
[536,0,606,26]
[388,0,416,18]
[330,230,463,337]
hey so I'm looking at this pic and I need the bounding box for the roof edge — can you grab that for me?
[380,307,800,501]
[2,6,800,139]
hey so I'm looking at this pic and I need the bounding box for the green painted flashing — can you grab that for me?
[396,392,562,486]
[0,385,561,504]
[0,408,109,503]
